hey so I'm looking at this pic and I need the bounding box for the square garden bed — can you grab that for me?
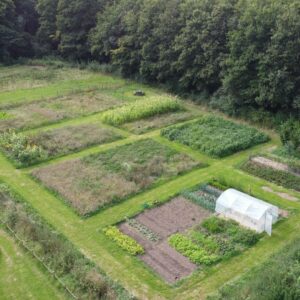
[161,116,269,158]
[32,139,202,216]
[105,183,264,284]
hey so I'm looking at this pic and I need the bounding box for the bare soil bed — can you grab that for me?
[0,91,123,132]
[119,197,211,283]
[32,140,200,216]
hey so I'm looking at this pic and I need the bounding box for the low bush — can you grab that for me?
[101,97,182,126]
[168,233,220,265]
[161,116,269,157]
[241,160,300,192]
[0,184,130,299]
[0,131,47,166]
[104,226,144,255]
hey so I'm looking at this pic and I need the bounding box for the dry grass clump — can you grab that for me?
[32,139,200,216]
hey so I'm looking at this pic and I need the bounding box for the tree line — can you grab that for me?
[1,0,300,122]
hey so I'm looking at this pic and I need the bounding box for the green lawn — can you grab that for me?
[0,229,66,300]
[0,64,300,299]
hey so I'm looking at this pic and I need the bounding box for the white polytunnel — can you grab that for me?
[215,189,279,235]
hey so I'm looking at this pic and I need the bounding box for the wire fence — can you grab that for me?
[0,219,78,300]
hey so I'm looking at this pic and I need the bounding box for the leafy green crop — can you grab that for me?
[168,234,219,265]
[104,226,144,255]
[161,116,269,157]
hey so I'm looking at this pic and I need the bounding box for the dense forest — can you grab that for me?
[1,0,299,132]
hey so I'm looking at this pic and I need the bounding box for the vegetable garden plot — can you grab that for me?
[168,216,261,267]
[0,91,123,132]
[32,139,201,216]
[161,116,269,157]
[118,197,212,283]
[0,124,123,167]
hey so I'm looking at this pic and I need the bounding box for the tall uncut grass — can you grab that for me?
[101,97,182,125]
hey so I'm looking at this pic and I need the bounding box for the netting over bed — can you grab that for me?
[216,189,278,235]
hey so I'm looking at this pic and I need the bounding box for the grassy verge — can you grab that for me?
[0,229,67,300]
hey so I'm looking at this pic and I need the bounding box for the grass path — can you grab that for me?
[0,229,67,300]
[1,65,300,299]
[1,131,300,299]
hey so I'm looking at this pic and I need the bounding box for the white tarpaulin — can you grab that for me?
[215,189,279,235]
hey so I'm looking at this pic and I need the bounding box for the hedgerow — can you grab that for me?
[101,97,181,126]
[161,116,269,157]
[0,184,130,300]
[104,226,144,255]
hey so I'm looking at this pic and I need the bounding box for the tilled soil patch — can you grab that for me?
[119,197,211,283]
[136,197,211,239]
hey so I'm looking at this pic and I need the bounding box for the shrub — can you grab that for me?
[241,160,300,191]
[168,234,219,265]
[161,116,269,157]
[103,226,144,255]
[0,131,47,166]
[101,97,182,126]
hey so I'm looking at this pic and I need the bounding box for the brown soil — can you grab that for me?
[119,197,211,283]
[136,197,211,239]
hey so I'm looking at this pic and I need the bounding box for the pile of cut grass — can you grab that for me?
[161,116,269,157]
[101,97,182,126]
